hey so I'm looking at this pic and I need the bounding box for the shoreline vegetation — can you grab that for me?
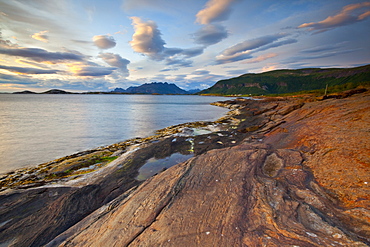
[0,87,369,246]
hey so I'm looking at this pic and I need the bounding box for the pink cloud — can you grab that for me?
[299,2,370,32]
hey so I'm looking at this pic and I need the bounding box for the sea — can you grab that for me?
[0,94,230,174]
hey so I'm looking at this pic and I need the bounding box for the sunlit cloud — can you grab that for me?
[67,62,116,76]
[193,24,228,46]
[0,65,59,74]
[99,53,130,76]
[262,65,278,72]
[16,59,51,69]
[241,53,278,64]
[216,34,293,64]
[31,30,49,43]
[129,17,203,64]
[298,2,370,33]
[93,35,116,49]
[130,16,166,60]
[196,0,237,24]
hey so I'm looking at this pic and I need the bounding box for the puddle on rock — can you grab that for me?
[136,153,194,181]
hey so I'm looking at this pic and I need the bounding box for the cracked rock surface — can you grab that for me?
[1,89,369,246]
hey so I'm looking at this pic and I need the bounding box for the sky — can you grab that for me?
[0,0,369,92]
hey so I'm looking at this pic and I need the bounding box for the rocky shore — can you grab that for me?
[0,89,369,246]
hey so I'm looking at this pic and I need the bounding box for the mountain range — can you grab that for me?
[11,64,369,96]
[112,82,199,94]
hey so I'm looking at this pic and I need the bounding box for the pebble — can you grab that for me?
[333,233,342,239]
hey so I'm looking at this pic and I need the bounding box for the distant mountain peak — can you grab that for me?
[112,82,189,94]
[42,89,73,94]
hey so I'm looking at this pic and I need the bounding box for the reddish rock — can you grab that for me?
[2,89,370,246]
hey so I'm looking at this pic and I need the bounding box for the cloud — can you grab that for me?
[15,59,52,69]
[284,46,361,65]
[215,33,294,64]
[165,58,193,67]
[193,24,228,46]
[300,42,348,53]
[72,39,93,45]
[298,2,370,32]
[0,47,84,63]
[192,70,210,75]
[221,33,287,57]
[216,52,253,64]
[99,53,130,76]
[31,30,49,43]
[0,73,24,83]
[93,35,116,49]
[68,62,116,77]
[163,47,204,58]
[196,0,237,24]
[181,47,204,58]
[0,65,59,74]
[300,49,361,60]
[130,16,166,60]
[241,53,277,64]
[262,65,278,72]
[129,17,204,63]
[255,38,297,52]
[163,48,183,56]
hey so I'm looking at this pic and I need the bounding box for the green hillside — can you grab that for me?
[199,64,370,95]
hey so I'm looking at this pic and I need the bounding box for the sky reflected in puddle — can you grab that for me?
[136,153,193,181]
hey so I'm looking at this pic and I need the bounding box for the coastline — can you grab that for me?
[1,89,369,246]
[0,94,230,175]
[0,106,238,191]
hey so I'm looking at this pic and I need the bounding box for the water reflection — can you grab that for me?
[136,153,194,181]
[0,94,229,173]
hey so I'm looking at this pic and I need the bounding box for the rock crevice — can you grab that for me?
[1,89,369,246]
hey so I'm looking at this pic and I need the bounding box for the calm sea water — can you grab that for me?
[0,94,229,174]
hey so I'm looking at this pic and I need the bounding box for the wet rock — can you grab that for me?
[48,144,368,246]
[1,90,369,246]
